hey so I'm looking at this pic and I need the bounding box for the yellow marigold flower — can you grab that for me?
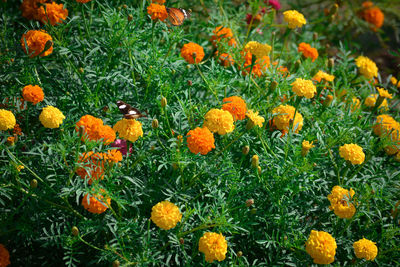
[21,30,53,58]
[22,85,44,105]
[327,186,356,219]
[186,127,215,155]
[203,109,235,135]
[113,118,143,142]
[373,114,400,137]
[0,109,16,131]
[390,77,400,87]
[37,2,68,26]
[305,230,336,265]
[39,106,65,128]
[181,42,205,64]
[147,3,168,21]
[150,200,182,230]
[222,96,247,121]
[301,140,315,157]
[313,70,335,82]
[0,244,10,267]
[298,43,318,62]
[339,143,365,165]
[82,189,111,214]
[364,94,388,111]
[377,87,393,99]
[351,97,361,111]
[353,238,378,261]
[244,41,272,58]
[198,232,228,263]
[272,105,303,133]
[291,78,316,99]
[16,165,25,172]
[355,56,378,79]
[246,110,265,128]
[283,10,307,29]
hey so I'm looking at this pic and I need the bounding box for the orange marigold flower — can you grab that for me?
[13,124,22,136]
[147,3,168,22]
[76,115,104,141]
[186,127,215,155]
[22,85,44,105]
[21,30,53,58]
[361,2,384,31]
[219,53,234,67]
[37,2,68,26]
[222,96,247,121]
[20,0,47,20]
[298,42,318,62]
[92,124,116,144]
[82,189,111,214]
[243,52,270,77]
[0,244,10,267]
[210,26,236,47]
[76,0,92,3]
[203,109,235,135]
[152,0,165,4]
[181,42,205,64]
[76,151,105,184]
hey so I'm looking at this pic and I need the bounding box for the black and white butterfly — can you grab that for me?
[166,7,191,26]
[117,100,146,120]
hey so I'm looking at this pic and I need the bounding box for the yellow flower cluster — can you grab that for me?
[355,56,378,79]
[113,118,143,142]
[301,140,314,156]
[353,238,378,261]
[198,232,228,263]
[283,10,307,29]
[327,186,356,219]
[391,77,400,87]
[203,109,234,135]
[339,144,365,165]
[351,97,361,111]
[39,106,65,128]
[313,70,335,82]
[272,105,303,133]
[150,200,182,230]
[305,230,337,265]
[373,115,400,155]
[244,41,272,58]
[246,110,265,128]
[0,109,16,131]
[291,78,316,99]
[377,87,393,99]
[364,94,388,111]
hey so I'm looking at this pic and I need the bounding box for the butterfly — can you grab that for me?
[166,8,191,26]
[117,100,147,120]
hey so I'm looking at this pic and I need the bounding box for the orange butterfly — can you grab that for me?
[166,8,191,26]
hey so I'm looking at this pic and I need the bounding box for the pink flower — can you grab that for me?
[110,139,132,156]
[265,0,281,10]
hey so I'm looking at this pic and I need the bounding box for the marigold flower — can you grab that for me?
[92,124,116,144]
[37,2,68,26]
[186,127,215,155]
[390,77,400,87]
[152,0,166,4]
[82,189,111,214]
[20,0,46,20]
[150,200,182,230]
[198,232,228,263]
[7,136,16,146]
[21,30,53,58]
[222,96,247,121]
[243,52,270,77]
[76,115,104,140]
[351,97,361,111]
[305,230,336,265]
[339,144,365,165]
[218,53,234,67]
[313,70,335,82]
[353,238,378,261]
[147,3,168,21]
[283,10,306,29]
[364,94,388,111]
[291,78,316,99]
[328,186,356,219]
[16,165,25,172]
[22,85,44,105]
[301,140,315,157]
[246,110,265,128]
[244,41,272,58]
[0,109,16,131]
[76,0,92,2]
[181,42,205,64]
[0,244,10,267]
[360,3,384,31]
[355,56,378,79]
[203,109,235,135]
[298,43,318,62]
[211,26,236,47]
[113,118,143,143]
[272,105,303,133]
[39,106,65,128]
[373,114,400,137]
[377,87,393,99]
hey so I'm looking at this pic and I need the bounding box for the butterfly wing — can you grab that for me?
[117,100,145,119]
[166,8,190,26]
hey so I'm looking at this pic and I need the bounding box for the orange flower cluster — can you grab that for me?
[76,0,92,3]
[298,43,318,62]
[76,115,116,144]
[222,96,247,121]
[20,0,68,25]
[210,26,237,47]
[360,1,384,31]
[186,127,215,155]
[218,53,234,67]
[21,30,53,58]
[181,42,205,64]
[0,244,10,267]
[242,52,270,77]
[147,3,168,22]
[81,189,111,214]
[22,85,44,105]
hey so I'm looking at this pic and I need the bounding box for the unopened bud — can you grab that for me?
[270,80,278,91]
[313,32,318,41]
[328,58,335,69]
[78,67,84,74]
[237,251,243,257]
[257,166,261,175]
[113,260,120,267]
[123,4,128,9]
[161,97,167,108]
[251,155,259,168]
[246,120,255,130]
[172,163,179,170]
[30,179,38,188]
[171,69,176,75]
[128,14,133,22]
[242,145,250,155]
[179,238,184,244]
[246,199,254,207]
[152,119,159,129]
[293,59,301,71]
[329,3,339,15]
[71,226,79,236]
[250,208,257,214]
[323,95,334,107]
[187,80,192,86]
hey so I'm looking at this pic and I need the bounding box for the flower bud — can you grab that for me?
[270,80,278,91]
[113,260,120,267]
[152,119,159,129]
[328,58,334,69]
[179,238,184,244]
[242,145,250,155]
[30,179,38,188]
[78,67,84,74]
[172,163,179,170]
[313,32,318,41]
[123,4,128,9]
[187,80,192,86]
[71,226,79,236]
[128,14,133,22]
[246,120,255,130]
[161,97,167,108]
[251,155,259,168]
[323,95,334,107]
[257,166,261,175]
[245,199,254,207]
[329,3,339,15]
[250,208,257,214]
[237,251,243,257]
[293,59,301,71]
